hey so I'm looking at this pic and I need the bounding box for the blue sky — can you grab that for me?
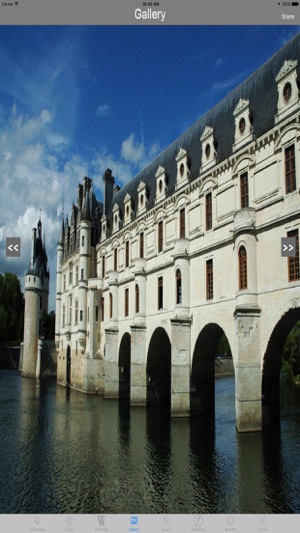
[0,25,299,309]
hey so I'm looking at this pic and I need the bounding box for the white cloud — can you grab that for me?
[0,103,161,310]
[215,57,223,68]
[95,104,113,117]
[120,132,160,174]
[121,133,145,165]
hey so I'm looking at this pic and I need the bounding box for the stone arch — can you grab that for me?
[262,306,300,426]
[118,332,131,399]
[146,327,171,407]
[191,323,233,415]
[232,153,255,174]
[274,122,300,151]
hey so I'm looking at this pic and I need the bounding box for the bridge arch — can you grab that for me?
[262,306,300,426]
[119,332,131,399]
[146,327,171,407]
[191,323,233,414]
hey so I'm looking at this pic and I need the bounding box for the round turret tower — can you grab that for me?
[22,217,49,377]
[55,216,64,349]
[78,181,92,352]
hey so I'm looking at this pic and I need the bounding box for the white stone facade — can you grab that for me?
[56,36,300,432]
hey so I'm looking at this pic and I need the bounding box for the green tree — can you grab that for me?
[0,273,24,346]
[282,321,300,382]
[216,333,232,357]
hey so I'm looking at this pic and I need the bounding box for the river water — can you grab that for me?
[0,370,299,514]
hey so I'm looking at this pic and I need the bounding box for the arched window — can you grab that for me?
[109,293,113,319]
[135,284,140,313]
[239,246,247,290]
[176,269,182,304]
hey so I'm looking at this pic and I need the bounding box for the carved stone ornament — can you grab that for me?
[176,147,187,161]
[234,98,249,116]
[155,165,165,177]
[137,180,146,192]
[200,126,214,142]
[276,59,297,82]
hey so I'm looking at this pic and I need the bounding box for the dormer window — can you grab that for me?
[155,166,167,203]
[205,143,211,159]
[176,148,190,188]
[200,126,217,173]
[112,203,121,233]
[239,117,246,135]
[101,215,107,241]
[233,99,254,152]
[137,181,148,214]
[283,82,292,102]
[275,59,299,123]
[124,193,133,225]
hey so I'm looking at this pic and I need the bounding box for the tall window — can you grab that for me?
[95,306,99,322]
[158,220,163,252]
[179,208,185,239]
[69,263,73,285]
[75,299,78,324]
[62,305,65,327]
[238,246,248,290]
[102,256,105,278]
[109,293,113,319]
[206,193,212,231]
[69,296,72,324]
[125,241,129,267]
[288,229,300,281]
[63,274,66,292]
[101,297,104,322]
[285,145,296,194]
[206,259,213,300]
[135,284,140,313]
[114,248,118,271]
[176,269,182,304]
[75,265,79,285]
[240,172,249,208]
[158,276,163,309]
[125,288,129,317]
[81,235,85,247]
[140,232,144,258]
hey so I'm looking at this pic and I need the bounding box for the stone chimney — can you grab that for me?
[103,168,115,215]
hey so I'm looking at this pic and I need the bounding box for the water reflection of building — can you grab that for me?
[56,35,300,432]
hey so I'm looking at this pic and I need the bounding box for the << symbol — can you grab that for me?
[6,237,21,257]
[8,244,19,252]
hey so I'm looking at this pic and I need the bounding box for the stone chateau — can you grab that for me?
[55,34,300,432]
